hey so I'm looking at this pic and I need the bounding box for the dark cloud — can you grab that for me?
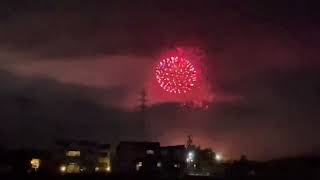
[0,1,319,59]
[0,70,143,148]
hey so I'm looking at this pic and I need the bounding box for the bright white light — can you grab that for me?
[106,166,111,172]
[95,167,99,172]
[186,151,194,163]
[136,162,143,171]
[146,149,155,155]
[60,165,66,172]
[215,154,222,161]
[157,162,162,168]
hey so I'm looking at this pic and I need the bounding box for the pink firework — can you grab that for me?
[155,56,197,94]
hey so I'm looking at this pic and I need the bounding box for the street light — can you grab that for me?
[186,151,194,163]
[215,154,222,161]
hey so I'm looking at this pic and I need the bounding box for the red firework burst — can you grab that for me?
[155,56,197,94]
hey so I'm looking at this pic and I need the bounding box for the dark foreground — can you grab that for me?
[0,174,225,180]
[1,156,320,180]
[1,171,320,180]
[0,174,213,180]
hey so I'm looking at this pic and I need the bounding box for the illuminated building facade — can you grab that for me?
[95,144,111,173]
[56,140,111,174]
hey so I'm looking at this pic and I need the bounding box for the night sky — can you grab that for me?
[0,1,319,160]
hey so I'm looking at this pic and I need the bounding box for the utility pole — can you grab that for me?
[186,135,193,149]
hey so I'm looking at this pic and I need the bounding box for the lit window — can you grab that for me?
[66,163,80,173]
[98,157,109,163]
[136,162,142,171]
[66,150,80,157]
[30,158,41,170]
[95,166,111,173]
[146,149,154,155]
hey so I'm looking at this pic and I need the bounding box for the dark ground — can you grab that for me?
[1,156,320,180]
